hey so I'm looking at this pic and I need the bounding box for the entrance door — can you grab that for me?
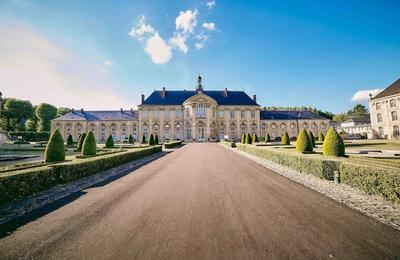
[198,124,206,142]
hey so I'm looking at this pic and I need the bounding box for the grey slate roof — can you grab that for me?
[143,90,259,106]
[53,110,138,121]
[372,78,400,99]
[342,116,371,124]
[260,110,327,120]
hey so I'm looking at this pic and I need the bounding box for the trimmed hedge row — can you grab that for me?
[236,144,400,203]
[164,140,183,149]
[9,131,50,142]
[0,146,162,205]
[220,140,236,148]
[237,144,339,180]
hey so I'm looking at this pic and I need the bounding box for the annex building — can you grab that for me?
[51,76,330,142]
[369,78,400,139]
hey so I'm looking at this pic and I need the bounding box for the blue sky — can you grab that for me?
[1,0,399,112]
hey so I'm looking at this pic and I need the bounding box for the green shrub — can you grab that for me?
[241,134,245,144]
[265,133,271,142]
[77,132,87,151]
[296,129,313,152]
[44,129,65,163]
[67,134,73,145]
[128,134,133,144]
[155,135,159,145]
[252,133,258,143]
[82,131,97,156]
[148,134,155,145]
[141,135,146,144]
[308,130,316,147]
[282,132,290,145]
[164,140,183,149]
[105,135,114,148]
[8,131,50,142]
[340,161,400,203]
[220,140,236,148]
[323,127,345,157]
[245,133,252,144]
[318,131,325,142]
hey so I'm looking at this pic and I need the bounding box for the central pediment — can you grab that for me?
[183,92,218,106]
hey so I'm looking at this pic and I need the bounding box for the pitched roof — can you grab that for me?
[142,90,259,106]
[260,110,328,120]
[342,116,371,124]
[53,110,138,121]
[372,78,400,99]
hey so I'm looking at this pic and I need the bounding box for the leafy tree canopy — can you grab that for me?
[347,104,368,118]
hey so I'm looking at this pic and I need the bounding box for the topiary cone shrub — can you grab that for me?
[77,132,87,151]
[265,133,271,143]
[148,134,155,145]
[318,131,325,142]
[105,135,114,148]
[82,131,97,156]
[296,129,313,153]
[67,134,73,146]
[155,135,159,145]
[45,129,65,163]
[245,133,252,144]
[282,132,290,145]
[323,127,345,157]
[241,134,245,144]
[128,134,133,144]
[141,135,146,144]
[252,133,258,143]
[308,130,316,147]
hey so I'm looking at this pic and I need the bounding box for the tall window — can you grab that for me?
[251,123,257,134]
[261,124,267,137]
[176,109,182,119]
[219,110,224,118]
[66,124,72,136]
[230,110,235,119]
[302,123,308,129]
[393,125,400,137]
[132,125,137,138]
[175,124,181,139]
[290,123,296,129]
[76,124,82,137]
[153,110,159,119]
[240,110,245,118]
[390,99,396,108]
[196,104,206,117]
[164,124,170,139]
[186,124,192,139]
[142,125,148,138]
[376,103,381,110]
[111,124,116,139]
[90,124,96,133]
[152,124,159,136]
[392,111,398,121]
[377,113,382,123]
[280,123,286,130]
[185,107,191,117]
[220,125,225,136]
[143,110,148,120]
[240,124,247,136]
[378,126,384,136]
[164,110,170,120]
[100,124,106,141]
[251,110,255,118]
[230,123,236,139]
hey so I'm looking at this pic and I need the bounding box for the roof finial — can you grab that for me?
[197,73,203,92]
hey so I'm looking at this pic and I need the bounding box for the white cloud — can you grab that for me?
[351,89,383,102]
[170,33,188,53]
[145,33,172,64]
[202,22,216,31]
[195,43,204,49]
[103,59,113,66]
[175,9,198,34]
[0,22,133,110]
[128,15,155,41]
[205,1,215,9]
[195,32,209,49]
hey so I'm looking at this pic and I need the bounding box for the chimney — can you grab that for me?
[253,95,257,103]
[80,108,84,113]
[162,87,166,98]
[141,94,145,104]
[224,88,228,97]
[131,108,133,113]
[72,108,75,113]
[120,108,123,112]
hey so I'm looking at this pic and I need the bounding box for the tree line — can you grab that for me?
[0,97,70,132]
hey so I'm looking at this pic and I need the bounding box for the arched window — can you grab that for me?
[240,123,247,136]
[152,124,159,136]
[251,123,257,134]
[90,124,96,133]
[210,123,217,139]
[186,124,192,139]
[100,124,106,141]
[56,123,62,132]
[290,123,296,129]
[76,124,82,137]
[164,124,171,140]
[376,103,381,110]
[390,99,396,108]
[280,123,286,130]
[142,125,148,138]
[312,123,317,129]
[175,124,181,139]
[66,124,72,136]
[121,124,127,138]
[320,123,326,129]
[302,122,308,129]
[219,124,225,138]
[391,111,398,121]
[132,124,137,138]
[230,123,237,139]
[196,103,206,117]
[271,123,276,129]
[261,123,267,137]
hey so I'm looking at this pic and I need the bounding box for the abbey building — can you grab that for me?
[51,76,330,142]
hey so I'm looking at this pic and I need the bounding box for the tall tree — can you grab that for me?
[347,104,368,118]
[2,98,33,131]
[333,113,348,122]
[36,103,57,132]
[25,105,38,131]
[57,107,70,117]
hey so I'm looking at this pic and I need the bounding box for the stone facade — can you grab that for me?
[369,79,400,140]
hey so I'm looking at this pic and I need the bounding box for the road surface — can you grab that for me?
[0,143,399,259]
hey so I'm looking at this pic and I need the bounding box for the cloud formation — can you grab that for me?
[203,22,216,31]
[175,9,198,34]
[205,1,215,9]
[351,89,383,102]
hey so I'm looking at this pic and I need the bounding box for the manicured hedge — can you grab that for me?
[164,140,182,149]
[0,146,162,205]
[237,144,339,180]
[220,140,236,148]
[45,130,65,163]
[340,161,400,203]
[9,131,50,142]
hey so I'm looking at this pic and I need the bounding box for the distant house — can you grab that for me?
[339,116,372,139]
[369,78,400,139]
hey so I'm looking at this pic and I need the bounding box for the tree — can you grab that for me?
[245,133,252,144]
[2,98,33,131]
[265,132,271,142]
[154,135,159,145]
[77,132,87,151]
[148,134,155,145]
[252,133,258,143]
[36,103,57,132]
[25,105,38,131]
[318,131,325,142]
[307,130,316,147]
[67,134,73,146]
[323,127,345,157]
[333,113,348,122]
[241,133,245,144]
[347,104,368,118]
[82,131,97,156]
[141,135,146,144]
[128,134,133,144]
[296,129,313,153]
[57,107,70,117]
[44,129,65,163]
[282,132,290,145]
[105,135,114,148]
